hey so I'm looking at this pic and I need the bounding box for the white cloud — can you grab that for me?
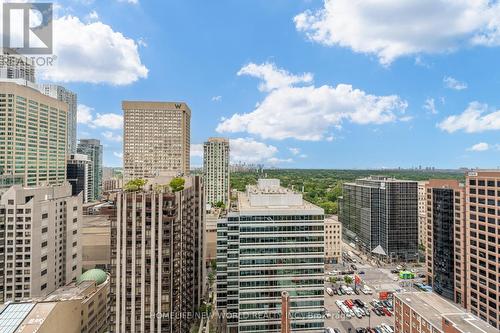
[268,157,293,164]
[77,104,123,130]
[443,76,468,90]
[423,98,437,114]
[118,0,139,4]
[289,147,301,155]
[229,138,278,164]
[86,10,99,21]
[299,154,308,158]
[217,62,407,141]
[77,104,94,124]
[438,102,500,133]
[137,37,148,48]
[190,144,203,158]
[467,142,489,152]
[113,152,123,159]
[294,0,500,65]
[39,15,148,85]
[102,131,123,142]
[238,62,313,92]
[211,96,222,102]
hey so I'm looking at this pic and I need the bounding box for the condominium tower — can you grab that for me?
[67,153,91,203]
[0,82,67,186]
[339,176,418,261]
[0,54,36,87]
[39,84,78,154]
[203,137,230,208]
[0,183,82,303]
[217,179,325,333]
[110,175,204,333]
[417,181,428,248]
[465,170,499,329]
[122,101,191,181]
[77,139,103,202]
[424,179,466,307]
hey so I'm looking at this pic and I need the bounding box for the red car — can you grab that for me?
[344,299,354,308]
[382,307,392,317]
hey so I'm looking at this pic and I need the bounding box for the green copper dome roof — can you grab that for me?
[77,269,108,285]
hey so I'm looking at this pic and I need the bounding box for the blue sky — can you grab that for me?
[38,0,500,168]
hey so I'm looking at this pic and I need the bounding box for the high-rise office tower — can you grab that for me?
[110,175,204,333]
[0,82,68,186]
[67,153,91,203]
[424,179,466,307]
[77,139,103,202]
[339,176,418,261]
[217,179,325,333]
[0,183,82,303]
[122,101,191,181]
[203,137,230,208]
[0,54,36,87]
[465,170,499,329]
[39,84,77,154]
[417,181,428,248]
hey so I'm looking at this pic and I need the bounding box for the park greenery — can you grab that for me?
[169,177,185,192]
[231,169,464,214]
[124,178,147,192]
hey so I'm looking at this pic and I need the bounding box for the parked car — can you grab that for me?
[382,307,392,317]
[326,287,334,296]
[334,329,341,333]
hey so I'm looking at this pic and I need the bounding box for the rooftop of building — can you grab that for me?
[343,175,417,187]
[122,100,191,112]
[395,292,497,333]
[205,137,229,143]
[237,179,323,214]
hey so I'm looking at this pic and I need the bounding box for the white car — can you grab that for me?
[382,323,394,333]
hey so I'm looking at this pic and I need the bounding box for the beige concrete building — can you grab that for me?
[0,82,68,186]
[394,292,496,333]
[0,54,36,87]
[0,270,110,333]
[325,215,342,264]
[103,178,123,192]
[424,180,466,307]
[110,175,205,333]
[205,210,220,263]
[122,101,191,181]
[0,183,82,303]
[465,170,499,329]
[417,181,428,248]
[203,137,230,208]
[82,213,111,271]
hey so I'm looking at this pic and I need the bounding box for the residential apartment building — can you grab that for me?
[339,176,418,261]
[0,183,82,303]
[424,180,466,307]
[465,170,500,329]
[77,139,103,202]
[0,82,67,187]
[0,54,36,87]
[67,153,91,203]
[203,137,230,208]
[0,270,109,333]
[205,210,219,263]
[110,175,204,333]
[122,101,191,181]
[325,216,342,264]
[417,181,428,248]
[39,84,77,154]
[103,178,123,192]
[217,179,325,333]
[393,292,496,333]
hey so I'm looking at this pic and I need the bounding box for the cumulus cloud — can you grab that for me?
[443,76,468,90]
[217,62,407,141]
[289,147,301,155]
[423,98,437,114]
[438,102,500,133]
[467,142,489,152]
[38,15,148,85]
[238,62,313,92]
[113,152,123,159]
[190,144,203,158]
[229,138,279,164]
[268,157,293,164]
[102,131,123,142]
[77,104,123,130]
[294,0,500,65]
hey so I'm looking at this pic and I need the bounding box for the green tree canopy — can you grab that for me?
[169,177,185,192]
[124,179,147,192]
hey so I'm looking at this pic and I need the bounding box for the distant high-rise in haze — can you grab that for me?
[203,137,230,208]
[465,170,499,329]
[217,179,325,332]
[0,54,36,87]
[39,84,78,154]
[77,139,103,202]
[424,179,466,307]
[122,101,191,181]
[0,82,67,186]
[339,176,418,261]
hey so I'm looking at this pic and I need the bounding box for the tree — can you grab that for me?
[210,259,217,271]
[214,201,226,209]
[169,177,185,192]
[208,271,215,286]
[344,276,353,285]
[329,276,337,284]
[124,179,147,192]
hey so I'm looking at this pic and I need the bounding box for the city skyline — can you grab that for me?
[36,0,500,169]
